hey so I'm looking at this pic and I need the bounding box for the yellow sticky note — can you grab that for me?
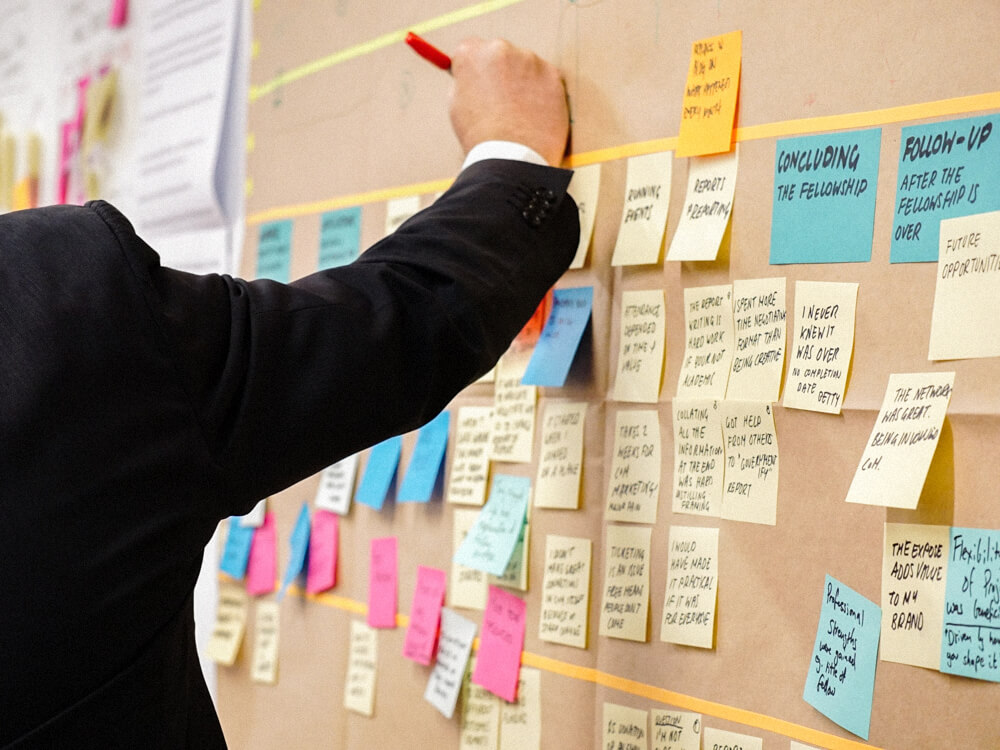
[666,146,739,261]
[676,284,734,399]
[611,151,673,266]
[489,522,530,591]
[12,176,36,210]
[538,535,591,649]
[450,508,488,610]
[603,703,649,750]
[728,277,787,402]
[489,351,536,463]
[535,401,586,509]
[614,289,667,403]
[599,525,651,642]
[660,525,719,649]
[460,668,501,750]
[703,728,761,750]
[499,668,541,750]
[205,581,249,666]
[720,401,779,526]
[605,409,661,524]
[344,620,378,716]
[447,406,493,506]
[676,30,742,157]
[671,399,724,517]
[650,709,701,750]
[251,600,280,684]
[567,163,602,269]
[384,195,420,236]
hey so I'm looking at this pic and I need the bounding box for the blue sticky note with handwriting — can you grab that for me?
[891,114,1000,263]
[398,410,450,503]
[220,519,255,579]
[770,129,881,264]
[355,435,402,511]
[941,527,1000,682]
[522,286,594,387]
[256,219,293,282]
[453,475,530,576]
[803,575,881,740]
[278,503,311,601]
[318,206,362,269]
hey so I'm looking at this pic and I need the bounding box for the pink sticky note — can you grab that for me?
[367,537,398,628]
[306,510,338,594]
[403,566,447,665]
[245,512,277,595]
[109,0,129,28]
[472,586,526,702]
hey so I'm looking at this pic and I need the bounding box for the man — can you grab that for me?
[0,38,579,747]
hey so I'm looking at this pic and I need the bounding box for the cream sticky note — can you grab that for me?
[239,498,266,528]
[846,372,954,509]
[454,475,530,576]
[368,537,398,628]
[651,709,701,750]
[489,522,530,592]
[490,352,536,463]
[603,703,649,750]
[702,728,761,750]
[460,668,501,750]
[535,401,586,509]
[599,525,651,642]
[612,152,673,266]
[605,409,661,524]
[450,508,488,610]
[728,277,787,402]
[929,210,1000,359]
[499,668,541,750]
[246,512,277,596]
[881,523,949,670]
[206,581,249,666]
[314,454,358,515]
[403,566,447,665]
[676,284,734,399]
[783,281,858,414]
[424,607,477,719]
[568,163,602,269]
[671,399,724,517]
[344,619,378,716]
[676,30,742,157]
[790,743,821,750]
[384,195,420,236]
[666,146,739,261]
[472,586,527,702]
[538,535,591,649]
[447,406,493,506]
[614,289,667,403]
[660,525,719,649]
[251,600,280,685]
[720,401,779,526]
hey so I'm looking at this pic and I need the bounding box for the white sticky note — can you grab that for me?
[538,535,591,649]
[720,401,779,526]
[450,508,489,610]
[499,668,541,750]
[425,607,478,719]
[603,703,649,750]
[703,728,762,750]
[650,709,701,750]
[614,289,667,403]
[568,163,602,269]
[671,399,724,517]
[599,525,652,642]
[667,146,739,261]
[535,401,586,509]
[676,284,734,399]
[251,600,280,685]
[314,454,359,515]
[660,526,719,649]
[605,409,661,524]
[344,620,378,716]
[727,277,787,402]
[612,151,673,266]
[447,406,493,506]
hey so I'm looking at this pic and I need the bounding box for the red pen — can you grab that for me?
[405,31,452,72]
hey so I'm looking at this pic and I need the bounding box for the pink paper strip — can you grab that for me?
[402,566,447,665]
[472,585,526,702]
[109,0,129,28]
[367,537,398,628]
[245,512,277,595]
[306,510,338,594]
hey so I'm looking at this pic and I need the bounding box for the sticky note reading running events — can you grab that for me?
[612,152,672,266]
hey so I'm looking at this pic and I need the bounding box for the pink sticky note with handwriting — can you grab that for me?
[472,586,526,702]
[368,537,398,628]
[403,566,447,665]
[245,512,277,595]
[306,510,338,594]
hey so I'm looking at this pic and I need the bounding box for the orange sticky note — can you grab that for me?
[676,30,742,157]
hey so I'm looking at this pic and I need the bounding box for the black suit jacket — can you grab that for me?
[0,159,578,747]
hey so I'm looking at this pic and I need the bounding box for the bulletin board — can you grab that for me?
[221,1,1000,747]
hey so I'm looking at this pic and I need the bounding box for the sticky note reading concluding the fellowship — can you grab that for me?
[355,436,402,510]
[782,281,858,414]
[251,600,280,684]
[424,607,477,719]
[344,620,377,716]
[667,146,739,261]
[403,566,447,665]
[450,508,488,610]
[941,527,1000,682]
[720,401,779,526]
[676,284,734,398]
[245,512,277,596]
[256,219,292,282]
[447,406,492,506]
[728,277,787,402]
[603,702,649,750]
[472,586,527,702]
[306,509,338,594]
[606,410,661,524]
[671,399,724,517]
[206,581,249,666]
[600,525,651,642]
[612,151,673,266]
[804,575,881,740]
[522,286,594,387]
[650,709,701,750]
[846,371,954,510]
[367,537,397,628]
[453,474,530,577]
[535,402,586,509]
[398,410,450,502]
[567,163,601,269]
[499,668,541,750]
[614,289,667,403]
[770,128,882,264]
[538,535,591,649]
[676,30,742,157]
[318,206,361,269]
[490,352,536,463]
[660,526,719,648]
[314,454,358,515]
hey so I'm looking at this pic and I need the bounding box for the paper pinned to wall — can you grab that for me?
[424,607,477,719]
[605,409,661,524]
[403,566,447,665]
[660,525,719,649]
[611,151,673,266]
[720,401,779,526]
[666,146,738,261]
[314,454,359,515]
[459,666,501,750]
[522,286,594,387]
[534,401,586,509]
[453,474,530,577]
[499,667,541,750]
[398,410,450,503]
[671,399,724,518]
[250,600,280,685]
[941,527,1000,683]
[613,289,667,403]
[306,509,338,594]
[450,508,489,610]
[206,581,249,666]
[220,518,255,579]
[367,536,398,629]
[355,436,402,511]
[490,352,536,463]
[676,284,734,399]
[318,206,362,269]
[245,512,277,596]
[727,277,787,402]
[599,525,652,642]
[538,535,591,649]
[472,586,527,702]
[702,728,762,750]
[447,406,493,506]
[384,195,420,236]
[278,502,311,600]
[650,709,701,750]
[602,702,649,750]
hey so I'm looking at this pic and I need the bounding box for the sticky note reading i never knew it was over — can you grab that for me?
[612,151,673,266]
[522,286,594,387]
[676,30,742,158]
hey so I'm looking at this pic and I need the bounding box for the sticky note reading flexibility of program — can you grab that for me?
[676,31,742,157]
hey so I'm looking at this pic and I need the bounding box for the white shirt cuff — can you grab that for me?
[461,141,550,171]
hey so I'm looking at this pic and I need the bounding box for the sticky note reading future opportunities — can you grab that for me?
[450,508,488,610]
[720,401,779,526]
[846,372,954,510]
[567,163,601,269]
[606,409,661,524]
[245,512,277,596]
[538,535,591,649]
[306,509,338,594]
[603,702,649,750]
[398,410,450,503]
[424,607,477,719]
[453,474,530,577]
[472,586,527,702]
[728,277,787,402]
[612,151,673,266]
[522,286,594,387]
[367,537,397,628]
[446,406,492,506]
[676,30,742,157]
[600,525,651,642]
[671,399,724,517]
[355,436,402,510]
[650,709,702,750]
[256,219,292,282]
[403,566,447,665]
[667,146,739,261]
[660,526,719,649]
[534,401,586,509]
[676,284,734,399]
[770,128,882,264]
[318,206,361,269]
[344,620,377,716]
[941,527,1000,682]
[614,289,667,403]
[314,454,358,515]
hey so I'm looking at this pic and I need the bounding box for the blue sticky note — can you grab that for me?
[355,435,402,510]
[803,575,881,740]
[521,286,594,387]
[219,518,255,579]
[318,206,362,269]
[398,410,450,503]
[453,474,530,576]
[278,503,312,601]
[891,114,1000,263]
[770,128,882,264]
[256,219,293,282]
[941,527,1000,682]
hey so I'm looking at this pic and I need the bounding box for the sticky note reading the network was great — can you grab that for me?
[306,509,338,594]
[522,286,594,387]
[606,410,661,524]
[720,401,779,526]
[344,620,378,716]
[770,128,882,264]
[446,406,492,506]
[278,502,311,600]
[499,668,542,750]
[355,436,402,510]
[846,372,954,510]
[403,566,447,665]
[676,30,742,158]
[599,525,652,642]
[314,454,358,515]
[538,535,591,649]
[804,575,881,740]
[453,474,530,576]
[534,401,586,509]
[671,399,724,517]
[424,607,477,719]
[667,146,739,261]
[650,709,702,750]
[398,410,450,503]
[614,289,667,403]
[567,163,602,269]
[603,702,649,750]
[941,527,1000,682]
[220,518,255,579]
[472,586,527,702]
[660,526,719,649]
[367,537,398,628]
[450,508,488,610]
[255,219,292,281]
[245,512,277,596]
[728,277,787,402]
[676,284,734,399]
[612,151,673,266]
[206,581,249,666]
[318,206,361,269]
[250,600,280,685]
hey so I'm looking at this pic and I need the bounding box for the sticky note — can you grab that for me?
[367,537,398,628]
[534,401,586,509]
[804,575,881,740]
[613,289,667,403]
[446,406,493,506]
[666,146,739,261]
[567,163,602,269]
[424,607,477,718]
[306,509,338,594]
[790,743,821,750]
[599,525,651,642]
[676,284,733,399]
[206,581,249,666]
[453,474,530,576]
[403,566,447,665]
[450,508,489,610]
[472,586,527,702]
[671,399,724,517]
[398,410,450,503]
[109,0,128,28]
[459,668,501,750]
[220,517,255,579]
[650,709,701,750]
[702,728,762,750]
[846,372,954,509]
[251,600,280,684]
[318,206,361,269]
[770,128,882,264]
[239,498,266,528]
[728,277,787,402]
[314,454,358,515]
[256,219,292,282]
[612,152,673,266]
[892,113,1000,263]
[660,526,719,649]
[676,30,742,157]
[720,401,779,526]
[782,281,858,414]
[499,668,541,750]
[245,512,277,596]
[522,286,594,387]
[490,352,536,463]
[344,620,378,716]
[278,502,311,600]
[881,523,949,670]
[538,535,591,649]
[929,210,1000,359]
[602,703,648,750]
[384,195,420,236]
[355,435,402,510]
[605,409,661,524]
[941,527,1000,682]
[489,522,530,592]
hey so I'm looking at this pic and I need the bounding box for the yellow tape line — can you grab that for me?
[249,0,527,102]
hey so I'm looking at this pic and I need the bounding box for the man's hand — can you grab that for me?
[449,38,569,167]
